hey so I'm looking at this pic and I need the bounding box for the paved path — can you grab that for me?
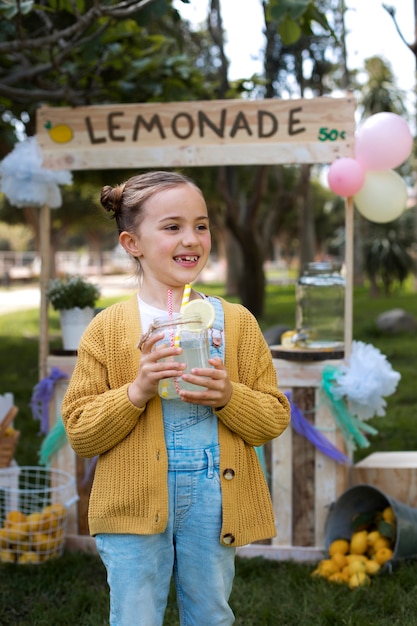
[0,275,138,315]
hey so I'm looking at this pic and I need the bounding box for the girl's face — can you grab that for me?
[127,183,211,292]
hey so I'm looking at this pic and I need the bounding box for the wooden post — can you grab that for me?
[344,196,354,359]
[39,204,50,380]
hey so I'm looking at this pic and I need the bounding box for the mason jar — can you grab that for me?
[149,313,210,399]
[296,262,345,348]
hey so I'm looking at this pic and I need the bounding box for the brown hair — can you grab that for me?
[100,170,202,235]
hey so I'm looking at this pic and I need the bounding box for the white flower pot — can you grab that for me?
[59,307,95,351]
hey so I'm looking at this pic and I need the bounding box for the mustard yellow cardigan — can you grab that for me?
[62,295,290,547]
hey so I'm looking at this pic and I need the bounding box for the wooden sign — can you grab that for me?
[36,96,355,170]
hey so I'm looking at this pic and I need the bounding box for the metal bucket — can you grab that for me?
[324,484,417,565]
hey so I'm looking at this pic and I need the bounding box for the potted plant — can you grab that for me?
[47,275,101,351]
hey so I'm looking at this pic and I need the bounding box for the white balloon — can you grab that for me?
[353,170,407,223]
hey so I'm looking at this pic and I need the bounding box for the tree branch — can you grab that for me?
[383,3,417,56]
[0,0,156,53]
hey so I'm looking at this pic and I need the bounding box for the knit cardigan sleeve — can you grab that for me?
[62,297,145,458]
[216,299,290,447]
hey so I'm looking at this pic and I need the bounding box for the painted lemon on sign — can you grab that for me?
[44,121,73,143]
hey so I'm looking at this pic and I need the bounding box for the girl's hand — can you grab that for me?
[178,356,233,408]
[128,332,186,407]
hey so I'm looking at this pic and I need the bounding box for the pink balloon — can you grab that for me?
[328,158,366,197]
[355,113,413,171]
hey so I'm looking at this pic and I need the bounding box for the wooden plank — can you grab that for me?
[48,377,78,535]
[39,204,50,380]
[76,456,94,535]
[65,534,97,554]
[350,452,417,508]
[314,398,344,547]
[237,544,324,563]
[36,96,355,170]
[271,427,293,546]
[292,387,316,546]
[273,358,342,388]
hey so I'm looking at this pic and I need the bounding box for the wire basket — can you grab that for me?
[0,466,78,564]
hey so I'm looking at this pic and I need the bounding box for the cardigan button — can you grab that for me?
[222,533,235,545]
[223,468,235,480]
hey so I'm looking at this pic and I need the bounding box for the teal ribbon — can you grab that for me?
[38,415,67,466]
[255,446,268,479]
[321,365,378,453]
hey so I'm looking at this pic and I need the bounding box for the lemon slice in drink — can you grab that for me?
[182,299,215,329]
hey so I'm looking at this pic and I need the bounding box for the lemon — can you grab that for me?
[281,330,297,347]
[374,547,393,565]
[0,549,15,563]
[329,538,350,556]
[18,551,42,564]
[345,554,367,565]
[328,572,348,584]
[5,524,29,543]
[367,530,381,548]
[373,536,391,553]
[43,503,66,521]
[26,512,44,533]
[0,528,10,549]
[39,511,59,531]
[5,510,26,524]
[317,559,339,577]
[331,552,347,570]
[181,299,215,329]
[348,571,370,589]
[382,506,395,523]
[365,559,381,576]
[32,533,50,553]
[347,560,367,577]
[350,530,368,555]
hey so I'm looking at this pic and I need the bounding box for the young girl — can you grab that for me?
[62,171,290,626]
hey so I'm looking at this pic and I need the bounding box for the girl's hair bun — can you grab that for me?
[100,183,125,214]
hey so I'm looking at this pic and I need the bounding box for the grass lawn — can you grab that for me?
[1,280,417,624]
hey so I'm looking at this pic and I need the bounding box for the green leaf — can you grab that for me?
[350,511,376,532]
[378,520,396,540]
[278,16,301,46]
[268,0,310,21]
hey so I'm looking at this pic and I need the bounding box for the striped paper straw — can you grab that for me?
[167,288,180,395]
[180,283,192,311]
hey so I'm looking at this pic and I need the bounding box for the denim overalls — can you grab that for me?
[96,296,236,626]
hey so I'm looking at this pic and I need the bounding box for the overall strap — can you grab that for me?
[205,295,225,361]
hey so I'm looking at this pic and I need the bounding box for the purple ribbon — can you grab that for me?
[286,391,351,465]
[30,366,68,434]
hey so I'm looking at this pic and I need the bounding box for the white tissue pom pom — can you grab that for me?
[0,137,72,208]
[331,341,401,420]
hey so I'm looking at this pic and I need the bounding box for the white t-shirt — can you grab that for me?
[137,295,168,335]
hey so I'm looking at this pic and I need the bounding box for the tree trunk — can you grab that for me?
[297,164,315,274]
[237,229,266,317]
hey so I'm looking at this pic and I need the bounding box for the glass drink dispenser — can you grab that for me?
[296,262,345,349]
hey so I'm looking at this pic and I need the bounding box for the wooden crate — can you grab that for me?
[350,452,417,508]
[259,355,350,561]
